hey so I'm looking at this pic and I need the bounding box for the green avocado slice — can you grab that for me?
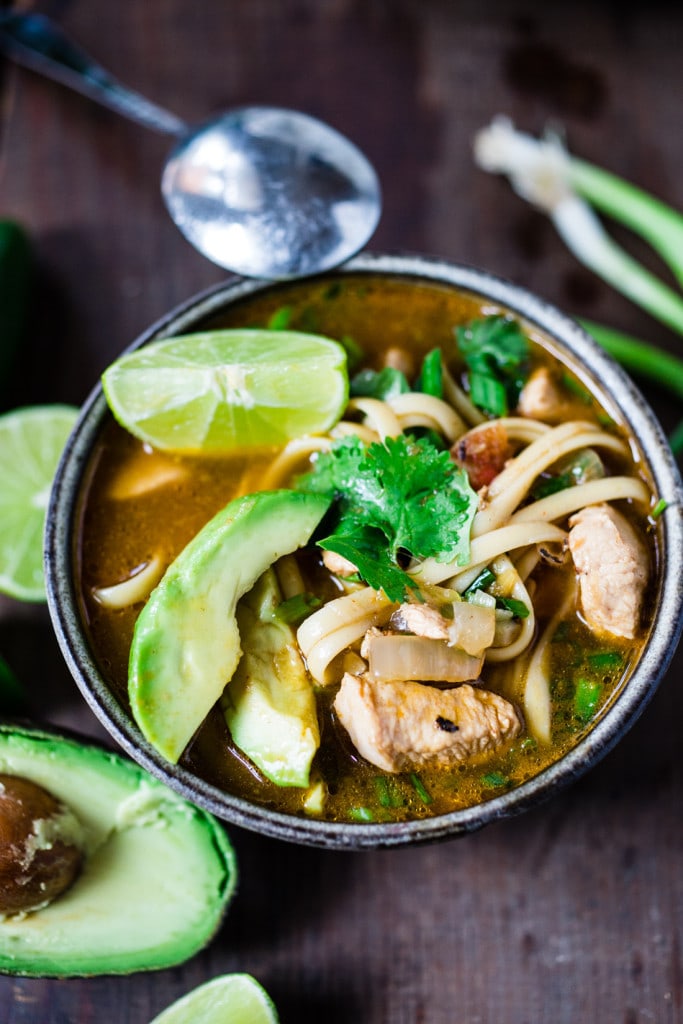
[129,489,331,763]
[223,569,320,787]
[0,725,236,977]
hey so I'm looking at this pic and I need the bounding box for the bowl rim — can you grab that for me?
[45,252,683,849]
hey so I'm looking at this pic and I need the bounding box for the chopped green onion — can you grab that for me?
[273,593,322,625]
[266,305,293,330]
[349,806,375,823]
[415,348,443,398]
[496,596,530,619]
[410,772,432,805]
[481,770,509,789]
[561,372,593,404]
[463,567,496,597]
[469,371,508,416]
[350,366,410,401]
[652,498,670,519]
[374,776,403,808]
[574,677,602,722]
[587,651,623,670]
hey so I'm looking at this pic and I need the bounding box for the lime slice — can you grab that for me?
[149,974,279,1024]
[0,405,78,602]
[102,329,348,452]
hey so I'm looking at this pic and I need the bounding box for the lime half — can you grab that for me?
[150,974,279,1024]
[102,329,348,452]
[0,405,78,602]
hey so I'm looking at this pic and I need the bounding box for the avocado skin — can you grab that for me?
[129,489,331,764]
[0,724,237,977]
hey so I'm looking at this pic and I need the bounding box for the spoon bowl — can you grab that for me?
[161,107,382,278]
[0,13,381,278]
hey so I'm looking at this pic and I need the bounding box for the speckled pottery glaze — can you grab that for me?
[45,254,683,850]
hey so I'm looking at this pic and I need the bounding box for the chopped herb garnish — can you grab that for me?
[496,596,530,619]
[455,315,530,416]
[349,806,375,823]
[374,776,404,808]
[652,498,669,519]
[462,567,496,596]
[410,773,432,805]
[574,677,602,722]
[481,771,509,789]
[350,366,410,401]
[273,592,323,625]
[587,650,623,671]
[415,348,443,398]
[297,434,478,602]
[266,305,293,330]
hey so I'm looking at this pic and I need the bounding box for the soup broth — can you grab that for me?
[76,274,656,823]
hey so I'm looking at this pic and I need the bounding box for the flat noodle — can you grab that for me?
[92,556,165,609]
[346,398,403,439]
[387,393,466,443]
[298,586,396,685]
[522,578,578,742]
[332,421,380,444]
[511,475,651,524]
[414,521,567,586]
[259,436,332,490]
[275,554,306,599]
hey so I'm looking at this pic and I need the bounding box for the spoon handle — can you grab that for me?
[0,12,187,137]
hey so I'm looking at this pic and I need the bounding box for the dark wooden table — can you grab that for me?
[1,3,682,1022]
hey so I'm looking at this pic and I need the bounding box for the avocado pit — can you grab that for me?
[0,774,84,915]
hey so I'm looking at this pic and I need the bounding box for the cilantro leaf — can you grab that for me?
[296,434,478,601]
[455,315,530,416]
[350,366,411,400]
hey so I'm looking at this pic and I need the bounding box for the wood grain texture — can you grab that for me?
[0,2,682,1022]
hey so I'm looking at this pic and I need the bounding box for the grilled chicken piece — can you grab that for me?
[568,503,649,639]
[451,423,512,491]
[517,367,575,423]
[390,604,451,641]
[322,549,359,578]
[334,673,522,772]
[390,600,496,656]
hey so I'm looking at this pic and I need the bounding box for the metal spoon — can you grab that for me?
[0,12,382,279]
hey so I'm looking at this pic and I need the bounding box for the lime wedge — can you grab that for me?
[102,329,348,452]
[0,405,78,602]
[150,974,279,1024]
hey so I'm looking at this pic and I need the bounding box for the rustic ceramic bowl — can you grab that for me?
[45,254,683,849]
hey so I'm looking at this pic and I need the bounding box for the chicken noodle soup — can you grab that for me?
[76,275,656,823]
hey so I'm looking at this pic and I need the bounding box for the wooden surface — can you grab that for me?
[1,2,682,1021]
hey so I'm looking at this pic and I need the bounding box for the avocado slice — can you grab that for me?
[129,489,330,763]
[0,725,236,977]
[222,569,320,788]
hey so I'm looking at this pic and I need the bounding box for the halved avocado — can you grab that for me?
[0,724,236,977]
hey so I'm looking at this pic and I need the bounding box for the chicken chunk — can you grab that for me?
[334,673,523,772]
[568,503,649,639]
[451,423,512,491]
[322,549,359,578]
[517,367,575,423]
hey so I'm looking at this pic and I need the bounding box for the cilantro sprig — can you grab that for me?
[296,434,478,601]
[455,315,530,416]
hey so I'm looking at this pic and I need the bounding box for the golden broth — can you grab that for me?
[75,274,655,823]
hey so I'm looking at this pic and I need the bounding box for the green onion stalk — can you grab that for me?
[473,117,683,454]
